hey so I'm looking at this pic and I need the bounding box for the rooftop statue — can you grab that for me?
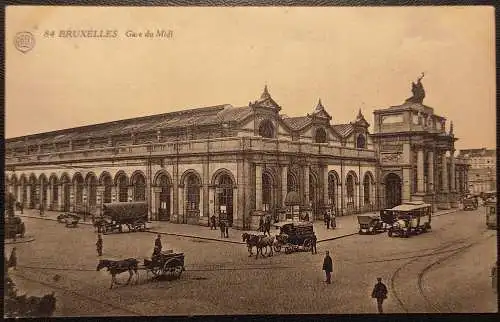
[405,72,426,104]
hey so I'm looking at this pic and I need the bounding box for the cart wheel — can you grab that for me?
[285,245,292,254]
[164,259,183,279]
[303,239,312,252]
[388,229,393,237]
[150,265,162,277]
[273,244,282,252]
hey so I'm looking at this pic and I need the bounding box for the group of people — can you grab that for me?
[324,210,336,229]
[209,215,230,238]
[322,250,388,313]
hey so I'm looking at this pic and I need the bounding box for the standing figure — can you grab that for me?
[322,251,333,284]
[8,247,17,270]
[264,216,271,237]
[258,216,264,233]
[371,277,388,313]
[155,234,162,252]
[326,211,331,229]
[225,220,229,238]
[96,234,103,256]
[210,215,217,230]
[39,204,44,217]
[311,235,317,255]
[219,219,226,238]
[330,210,336,229]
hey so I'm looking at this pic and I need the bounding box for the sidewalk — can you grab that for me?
[17,207,460,244]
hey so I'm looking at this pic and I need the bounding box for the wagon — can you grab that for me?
[99,202,148,234]
[273,222,316,253]
[143,251,185,279]
[357,215,385,234]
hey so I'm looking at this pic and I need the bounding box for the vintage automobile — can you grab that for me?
[357,214,386,234]
[273,221,316,253]
[485,198,497,229]
[462,196,479,211]
[381,201,432,238]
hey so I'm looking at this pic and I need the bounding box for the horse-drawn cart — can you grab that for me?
[274,222,316,254]
[97,202,148,234]
[143,251,185,279]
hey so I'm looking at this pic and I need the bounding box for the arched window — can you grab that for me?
[262,173,272,209]
[186,174,200,211]
[314,128,327,143]
[258,120,275,138]
[117,175,128,202]
[132,173,146,201]
[346,175,355,207]
[356,134,366,149]
[102,175,113,203]
[363,175,371,205]
[88,176,97,206]
[328,173,337,207]
[287,172,299,192]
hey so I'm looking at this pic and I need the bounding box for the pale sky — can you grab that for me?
[5,6,496,150]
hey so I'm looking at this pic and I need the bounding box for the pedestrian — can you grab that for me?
[326,211,331,229]
[210,214,217,230]
[258,216,264,234]
[96,234,103,256]
[371,277,388,313]
[323,211,328,227]
[8,248,17,270]
[225,220,229,238]
[264,216,271,236]
[39,204,44,217]
[155,234,162,252]
[219,219,226,238]
[311,234,317,254]
[20,202,24,214]
[330,210,336,229]
[322,251,333,284]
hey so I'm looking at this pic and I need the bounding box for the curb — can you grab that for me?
[19,215,94,226]
[5,236,36,244]
[147,229,246,245]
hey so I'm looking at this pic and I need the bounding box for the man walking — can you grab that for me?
[96,234,103,256]
[155,234,162,252]
[258,216,264,234]
[210,214,217,230]
[322,251,333,284]
[371,277,388,313]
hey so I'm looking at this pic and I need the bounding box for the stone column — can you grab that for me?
[202,161,209,225]
[111,186,117,203]
[47,183,53,210]
[57,184,63,211]
[35,183,41,209]
[417,148,425,193]
[152,187,161,221]
[323,167,329,207]
[402,168,411,203]
[26,185,32,208]
[209,186,215,218]
[428,151,434,193]
[304,165,310,206]
[127,186,133,202]
[178,186,184,224]
[255,164,262,211]
[172,162,179,223]
[281,165,288,207]
[449,150,458,208]
[438,152,451,209]
[70,185,75,212]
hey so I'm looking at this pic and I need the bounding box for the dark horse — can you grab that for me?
[242,233,261,257]
[96,258,139,289]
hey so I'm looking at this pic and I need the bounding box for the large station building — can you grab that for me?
[4,78,469,229]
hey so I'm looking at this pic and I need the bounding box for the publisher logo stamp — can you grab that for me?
[15,31,35,53]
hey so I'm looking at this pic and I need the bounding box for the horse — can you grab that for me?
[96,258,139,289]
[242,233,262,257]
[255,235,276,259]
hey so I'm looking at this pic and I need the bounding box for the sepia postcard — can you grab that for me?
[4,5,497,318]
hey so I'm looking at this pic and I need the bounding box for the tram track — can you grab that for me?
[389,230,495,313]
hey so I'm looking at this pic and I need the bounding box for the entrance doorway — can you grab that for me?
[385,173,402,209]
[216,174,234,227]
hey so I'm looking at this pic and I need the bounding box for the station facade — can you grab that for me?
[4,80,469,229]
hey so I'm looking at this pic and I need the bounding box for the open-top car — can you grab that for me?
[357,214,386,234]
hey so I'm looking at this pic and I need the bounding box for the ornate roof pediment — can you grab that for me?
[351,108,370,128]
[250,85,281,111]
[308,99,332,121]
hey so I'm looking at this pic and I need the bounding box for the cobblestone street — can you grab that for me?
[6,207,497,316]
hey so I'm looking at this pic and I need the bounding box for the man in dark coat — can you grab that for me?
[258,216,264,233]
[311,235,317,255]
[96,234,103,256]
[371,277,388,313]
[264,216,271,236]
[322,251,333,284]
[325,211,331,229]
[155,234,162,251]
[210,215,217,230]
